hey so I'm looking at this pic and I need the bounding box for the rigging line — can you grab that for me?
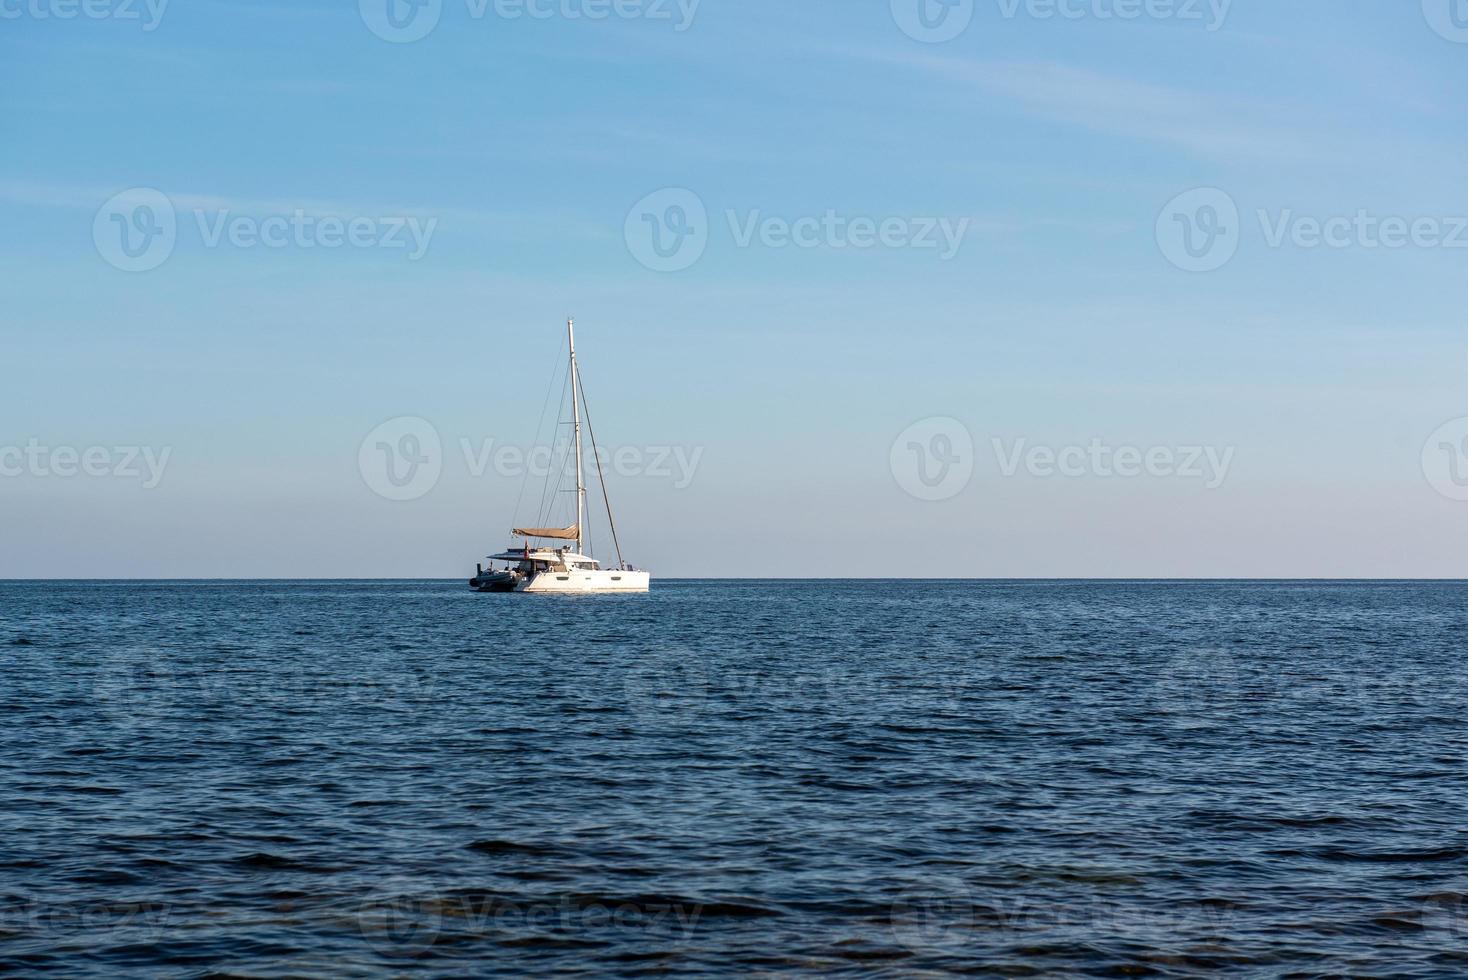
[542,428,564,524]
[533,365,572,527]
[540,438,571,530]
[539,414,578,530]
[575,365,625,570]
[511,335,567,531]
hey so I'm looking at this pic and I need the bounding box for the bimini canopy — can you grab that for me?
[512,525,580,541]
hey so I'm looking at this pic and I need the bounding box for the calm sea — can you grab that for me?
[3,580,1468,976]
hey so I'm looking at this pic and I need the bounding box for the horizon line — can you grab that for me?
[3,577,1467,584]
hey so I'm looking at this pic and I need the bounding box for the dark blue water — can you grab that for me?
[4,580,1468,977]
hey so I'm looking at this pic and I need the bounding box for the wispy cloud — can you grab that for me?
[853,49,1319,163]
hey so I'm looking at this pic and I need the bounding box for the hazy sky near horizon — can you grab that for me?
[3,0,1467,577]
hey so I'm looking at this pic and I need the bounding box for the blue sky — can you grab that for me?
[3,0,1467,577]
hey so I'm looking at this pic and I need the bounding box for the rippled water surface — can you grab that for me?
[4,580,1468,976]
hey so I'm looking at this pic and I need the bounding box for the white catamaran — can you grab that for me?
[469,319,651,594]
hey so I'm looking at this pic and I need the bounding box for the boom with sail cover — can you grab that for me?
[512,525,581,541]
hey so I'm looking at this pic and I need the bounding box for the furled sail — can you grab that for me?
[512,525,580,541]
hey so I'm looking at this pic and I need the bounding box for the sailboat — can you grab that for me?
[469,319,652,594]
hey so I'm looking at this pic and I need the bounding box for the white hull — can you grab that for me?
[517,569,650,593]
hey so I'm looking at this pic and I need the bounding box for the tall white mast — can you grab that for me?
[568,317,584,555]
